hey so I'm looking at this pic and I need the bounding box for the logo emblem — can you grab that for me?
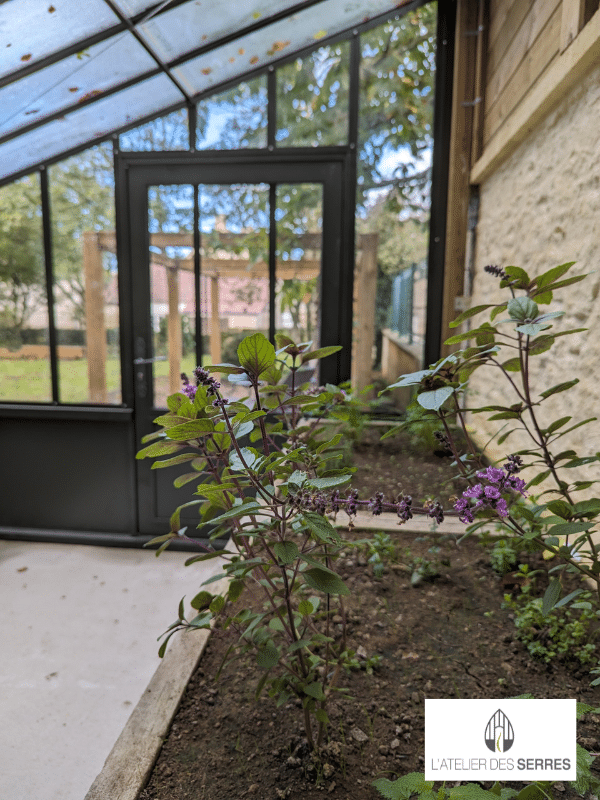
[484,709,514,753]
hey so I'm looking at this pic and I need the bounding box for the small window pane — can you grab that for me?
[48,143,121,404]
[196,78,267,150]
[276,42,349,147]
[119,108,190,151]
[275,184,322,354]
[0,174,52,402]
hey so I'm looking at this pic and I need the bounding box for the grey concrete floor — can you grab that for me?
[0,539,224,800]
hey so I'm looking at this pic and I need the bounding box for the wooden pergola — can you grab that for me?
[82,231,378,402]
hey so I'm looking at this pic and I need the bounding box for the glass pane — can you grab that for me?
[48,143,121,404]
[0,73,185,182]
[197,78,267,150]
[138,0,297,63]
[119,108,189,151]
[0,174,52,402]
[276,42,349,147]
[0,0,119,80]
[0,34,157,139]
[148,185,195,409]
[172,0,419,98]
[275,185,322,372]
[355,5,436,384]
[199,183,269,400]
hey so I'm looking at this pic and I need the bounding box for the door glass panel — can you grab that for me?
[198,183,269,400]
[147,185,195,409]
[275,183,322,383]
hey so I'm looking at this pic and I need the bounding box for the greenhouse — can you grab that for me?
[0,0,452,542]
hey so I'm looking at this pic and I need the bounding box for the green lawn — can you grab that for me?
[0,355,203,403]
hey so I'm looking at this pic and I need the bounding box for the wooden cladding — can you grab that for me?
[482,0,599,151]
[485,0,561,147]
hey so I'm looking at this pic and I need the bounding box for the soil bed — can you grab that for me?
[140,433,599,800]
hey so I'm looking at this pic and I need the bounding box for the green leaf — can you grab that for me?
[554,588,583,609]
[152,414,191,428]
[237,333,276,377]
[185,550,229,566]
[210,594,225,614]
[173,472,200,488]
[540,379,579,399]
[417,386,455,410]
[304,567,349,595]
[546,522,595,537]
[533,290,553,304]
[542,578,561,616]
[301,345,342,363]
[507,296,538,321]
[383,369,434,391]
[503,266,531,288]
[228,578,245,602]
[555,418,597,438]
[449,305,494,328]
[136,440,183,459]
[526,470,551,488]
[166,419,215,440]
[301,512,341,544]
[316,433,343,453]
[538,273,587,293]
[229,447,260,471]
[490,303,508,321]
[298,600,314,616]
[515,323,550,336]
[315,709,329,725]
[206,501,264,526]
[256,641,279,670]
[546,500,573,519]
[573,498,600,516]
[529,335,555,355]
[303,681,326,701]
[150,453,197,469]
[305,475,352,490]
[274,541,300,565]
[373,773,434,800]
[546,416,571,434]
[190,591,214,610]
[502,357,522,372]
[444,327,494,345]
[535,261,576,289]
[204,363,246,375]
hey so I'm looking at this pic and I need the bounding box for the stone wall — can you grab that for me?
[468,61,600,490]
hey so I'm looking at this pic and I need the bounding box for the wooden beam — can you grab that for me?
[441,0,480,357]
[166,266,182,396]
[148,255,321,279]
[471,3,600,182]
[561,0,586,51]
[82,231,107,403]
[209,276,221,365]
[351,233,378,395]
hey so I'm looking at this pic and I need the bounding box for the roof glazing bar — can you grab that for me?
[101,0,192,102]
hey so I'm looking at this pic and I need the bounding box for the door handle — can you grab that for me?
[133,356,168,364]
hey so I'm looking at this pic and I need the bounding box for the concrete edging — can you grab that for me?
[84,575,230,800]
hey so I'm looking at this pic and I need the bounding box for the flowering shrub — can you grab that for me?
[137,333,443,752]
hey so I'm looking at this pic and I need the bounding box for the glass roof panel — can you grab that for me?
[0,34,158,138]
[111,0,160,14]
[172,0,403,96]
[0,0,120,80]
[138,0,304,63]
[0,73,185,181]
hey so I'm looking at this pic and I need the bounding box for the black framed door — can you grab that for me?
[122,155,353,536]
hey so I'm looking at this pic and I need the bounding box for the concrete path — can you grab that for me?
[0,539,224,800]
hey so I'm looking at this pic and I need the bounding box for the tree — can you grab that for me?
[0,175,46,347]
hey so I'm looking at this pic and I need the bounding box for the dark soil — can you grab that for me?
[140,434,600,800]
[351,426,470,507]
